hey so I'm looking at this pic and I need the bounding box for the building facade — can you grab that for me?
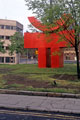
[64,47,80,61]
[0,19,23,64]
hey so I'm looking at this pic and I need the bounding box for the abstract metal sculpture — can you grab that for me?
[24,16,74,68]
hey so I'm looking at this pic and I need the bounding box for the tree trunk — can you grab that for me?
[74,22,80,79]
[75,47,80,79]
[49,0,53,24]
[50,0,52,6]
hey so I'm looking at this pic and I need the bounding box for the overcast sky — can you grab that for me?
[0,0,33,32]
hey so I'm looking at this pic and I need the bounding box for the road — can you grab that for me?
[19,58,38,64]
[19,58,80,64]
[0,109,80,120]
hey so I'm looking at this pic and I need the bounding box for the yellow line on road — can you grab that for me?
[0,110,80,120]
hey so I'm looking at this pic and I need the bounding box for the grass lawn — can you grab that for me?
[0,63,80,94]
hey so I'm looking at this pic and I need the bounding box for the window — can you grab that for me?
[2,36,4,39]
[11,57,15,63]
[16,27,23,33]
[6,46,9,50]
[6,57,10,63]
[5,36,10,40]
[2,46,4,49]
[11,26,13,30]
[0,57,4,63]
[66,56,70,60]
[0,35,4,39]
[0,25,4,29]
[6,57,15,63]
[13,26,16,30]
[6,25,10,29]
[16,27,19,31]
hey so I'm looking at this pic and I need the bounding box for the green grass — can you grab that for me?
[0,74,6,89]
[4,83,24,89]
[0,63,77,74]
[26,86,78,94]
[0,63,79,94]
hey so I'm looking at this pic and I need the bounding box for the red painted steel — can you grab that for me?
[28,14,70,32]
[24,17,74,68]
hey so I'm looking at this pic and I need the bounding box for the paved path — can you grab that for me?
[0,94,80,114]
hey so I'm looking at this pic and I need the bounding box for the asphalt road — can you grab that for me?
[0,109,80,120]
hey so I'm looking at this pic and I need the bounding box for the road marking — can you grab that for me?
[0,110,80,119]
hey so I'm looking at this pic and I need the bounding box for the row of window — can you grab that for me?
[16,27,23,32]
[1,46,9,50]
[0,25,16,30]
[0,57,15,63]
[0,25,23,32]
[0,35,10,40]
[65,56,76,60]
[64,53,75,55]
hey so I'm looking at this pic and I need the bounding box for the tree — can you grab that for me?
[9,32,37,60]
[9,32,28,63]
[25,0,80,79]
[0,40,5,53]
[9,32,25,55]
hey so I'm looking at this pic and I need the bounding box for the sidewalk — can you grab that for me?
[0,93,80,114]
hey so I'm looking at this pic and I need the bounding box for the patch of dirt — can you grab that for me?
[52,74,77,81]
[3,74,80,90]
[0,68,14,74]
[3,74,51,88]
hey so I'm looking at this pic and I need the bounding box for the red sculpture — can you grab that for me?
[24,16,74,68]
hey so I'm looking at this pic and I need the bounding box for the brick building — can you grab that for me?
[64,47,80,61]
[0,19,23,64]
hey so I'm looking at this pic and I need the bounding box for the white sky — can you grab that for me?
[0,0,33,33]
